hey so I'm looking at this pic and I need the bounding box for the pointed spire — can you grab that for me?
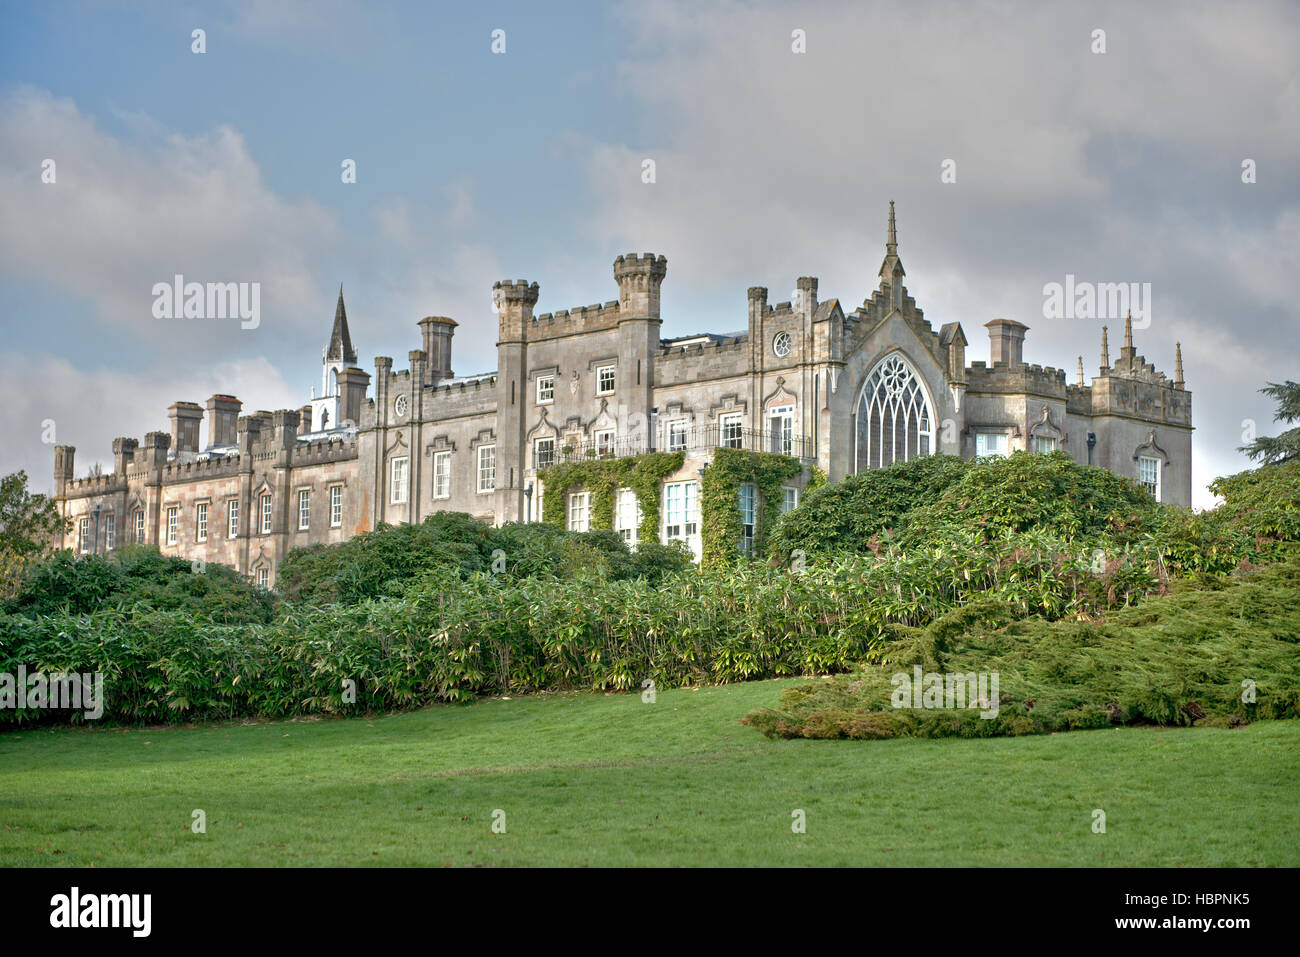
[327,284,357,365]
[1174,341,1184,389]
[1123,311,1134,351]
[878,200,905,302]
[1077,356,1085,386]
[1100,325,1110,375]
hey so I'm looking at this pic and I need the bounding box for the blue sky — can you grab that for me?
[2,0,1298,509]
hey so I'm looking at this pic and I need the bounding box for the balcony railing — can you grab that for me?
[691,425,815,461]
[537,425,814,468]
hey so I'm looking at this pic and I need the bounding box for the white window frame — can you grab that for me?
[594,428,615,458]
[297,489,311,531]
[390,456,410,504]
[975,432,1010,458]
[1032,436,1057,454]
[720,413,743,450]
[259,493,273,534]
[667,419,688,453]
[477,445,496,494]
[329,485,343,527]
[615,487,641,546]
[255,566,269,589]
[134,509,145,543]
[104,512,115,550]
[431,451,451,499]
[228,499,239,538]
[567,491,591,532]
[533,438,555,471]
[196,502,208,543]
[1139,456,1161,501]
[536,373,555,404]
[663,480,700,552]
[166,506,178,546]
[596,364,616,396]
[768,405,795,456]
[78,517,91,554]
[781,486,799,514]
[738,482,757,554]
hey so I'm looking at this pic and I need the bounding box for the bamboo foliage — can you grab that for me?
[1,527,1165,726]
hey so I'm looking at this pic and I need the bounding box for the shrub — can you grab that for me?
[898,451,1159,548]
[767,454,969,560]
[275,511,693,604]
[1208,459,1300,546]
[2,545,274,624]
[743,556,1300,740]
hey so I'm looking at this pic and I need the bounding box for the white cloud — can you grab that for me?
[367,189,504,376]
[0,87,340,338]
[1,354,300,495]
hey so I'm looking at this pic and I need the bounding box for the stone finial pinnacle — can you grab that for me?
[1077,356,1085,386]
[1100,324,1110,374]
[1174,341,1184,389]
[1123,311,1134,351]
[878,200,905,294]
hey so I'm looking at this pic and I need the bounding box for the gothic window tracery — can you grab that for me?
[854,353,935,472]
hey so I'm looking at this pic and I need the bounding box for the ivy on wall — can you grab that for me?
[538,452,684,543]
[700,448,804,568]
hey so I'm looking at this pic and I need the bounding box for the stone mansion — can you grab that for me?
[51,204,1192,584]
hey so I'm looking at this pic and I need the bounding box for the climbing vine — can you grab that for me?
[700,448,804,568]
[538,451,684,543]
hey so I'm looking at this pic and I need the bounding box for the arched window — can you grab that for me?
[329,368,338,396]
[855,353,935,472]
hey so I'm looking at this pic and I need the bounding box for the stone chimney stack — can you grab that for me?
[168,401,204,454]
[337,367,371,425]
[205,394,242,448]
[53,445,76,496]
[112,437,138,475]
[985,318,1028,368]
[418,316,457,385]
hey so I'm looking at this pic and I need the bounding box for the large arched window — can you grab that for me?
[854,353,935,472]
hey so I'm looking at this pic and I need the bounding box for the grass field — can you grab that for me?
[2,679,1297,867]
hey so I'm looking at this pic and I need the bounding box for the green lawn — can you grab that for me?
[2,679,1296,866]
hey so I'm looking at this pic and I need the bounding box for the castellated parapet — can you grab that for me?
[614,253,668,319]
[966,361,1069,399]
[494,280,541,343]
